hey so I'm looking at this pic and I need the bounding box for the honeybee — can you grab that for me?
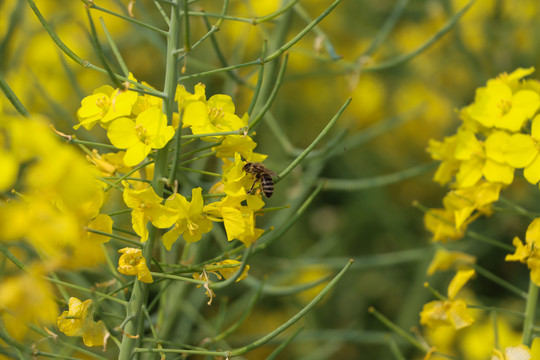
[243,160,277,198]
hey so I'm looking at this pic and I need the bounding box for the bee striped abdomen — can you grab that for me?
[260,174,274,198]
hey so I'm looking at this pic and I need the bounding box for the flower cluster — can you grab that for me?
[426,68,540,242]
[421,68,540,359]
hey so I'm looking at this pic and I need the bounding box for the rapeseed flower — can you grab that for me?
[467,67,540,132]
[182,87,248,140]
[503,114,540,185]
[506,217,540,286]
[107,107,175,166]
[162,187,213,249]
[117,247,153,283]
[204,188,265,246]
[420,269,475,330]
[57,297,109,347]
[427,249,476,275]
[75,83,138,130]
[123,185,178,242]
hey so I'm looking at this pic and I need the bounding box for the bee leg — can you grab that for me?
[246,174,260,194]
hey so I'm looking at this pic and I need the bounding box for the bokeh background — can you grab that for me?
[2,0,540,359]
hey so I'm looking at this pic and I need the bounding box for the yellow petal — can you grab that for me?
[504,134,537,168]
[447,269,475,299]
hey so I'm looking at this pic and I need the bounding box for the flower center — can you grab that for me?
[497,98,512,115]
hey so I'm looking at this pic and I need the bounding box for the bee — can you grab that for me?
[243,160,277,198]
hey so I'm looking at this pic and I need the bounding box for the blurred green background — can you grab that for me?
[2,0,540,358]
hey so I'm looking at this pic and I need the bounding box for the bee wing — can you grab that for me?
[267,169,278,177]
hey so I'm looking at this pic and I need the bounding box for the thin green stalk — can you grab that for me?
[182,0,191,51]
[153,0,171,26]
[0,72,29,117]
[368,307,428,353]
[522,280,538,346]
[45,277,127,305]
[276,98,351,182]
[202,15,247,86]
[209,282,264,343]
[248,53,288,129]
[82,0,169,36]
[178,59,261,82]
[247,41,267,115]
[0,244,30,272]
[323,162,437,191]
[254,181,324,254]
[86,8,122,88]
[27,0,162,96]
[266,327,303,360]
[362,0,476,72]
[117,2,180,358]
[293,3,340,60]
[253,0,299,24]
[99,18,129,76]
[473,264,527,299]
[86,228,143,247]
[26,0,85,66]
[265,0,343,62]
[361,0,409,57]
[229,260,353,357]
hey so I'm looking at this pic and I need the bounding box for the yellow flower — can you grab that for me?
[420,269,475,330]
[57,297,109,347]
[162,187,213,249]
[107,107,175,166]
[454,129,514,188]
[182,89,248,140]
[468,67,540,132]
[424,181,502,243]
[117,247,153,283]
[427,135,460,186]
[214,135,267,161]
[75,83,138,130]
[506,217,540,286]
[427,249,476,275]
[123,185,178,242]
[503,114,540,185]
[204,188,265,246]
[0,270,58,340]
[215,259,250,281]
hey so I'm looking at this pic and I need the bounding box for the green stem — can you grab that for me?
[368,307,428,353]
[276,98,351,182]
[229,260,353,356]
[323,162,437,191]
[117,2,180,359]
[0,72,29,117]
[362,0,476,72]
[522,280,538,346]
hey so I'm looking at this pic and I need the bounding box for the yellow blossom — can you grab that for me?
[182,89,248,140]
[107,107,175,166]
[162,187,213,249]
[506,217,540,286]
[204,188,265,246]
[123,185,178,242]
[117,247,153,283]
[427,249,476,275]
[57,297,109,347]
[420,270,475,330]
[468,67,540,132]
[75,82,138,130]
